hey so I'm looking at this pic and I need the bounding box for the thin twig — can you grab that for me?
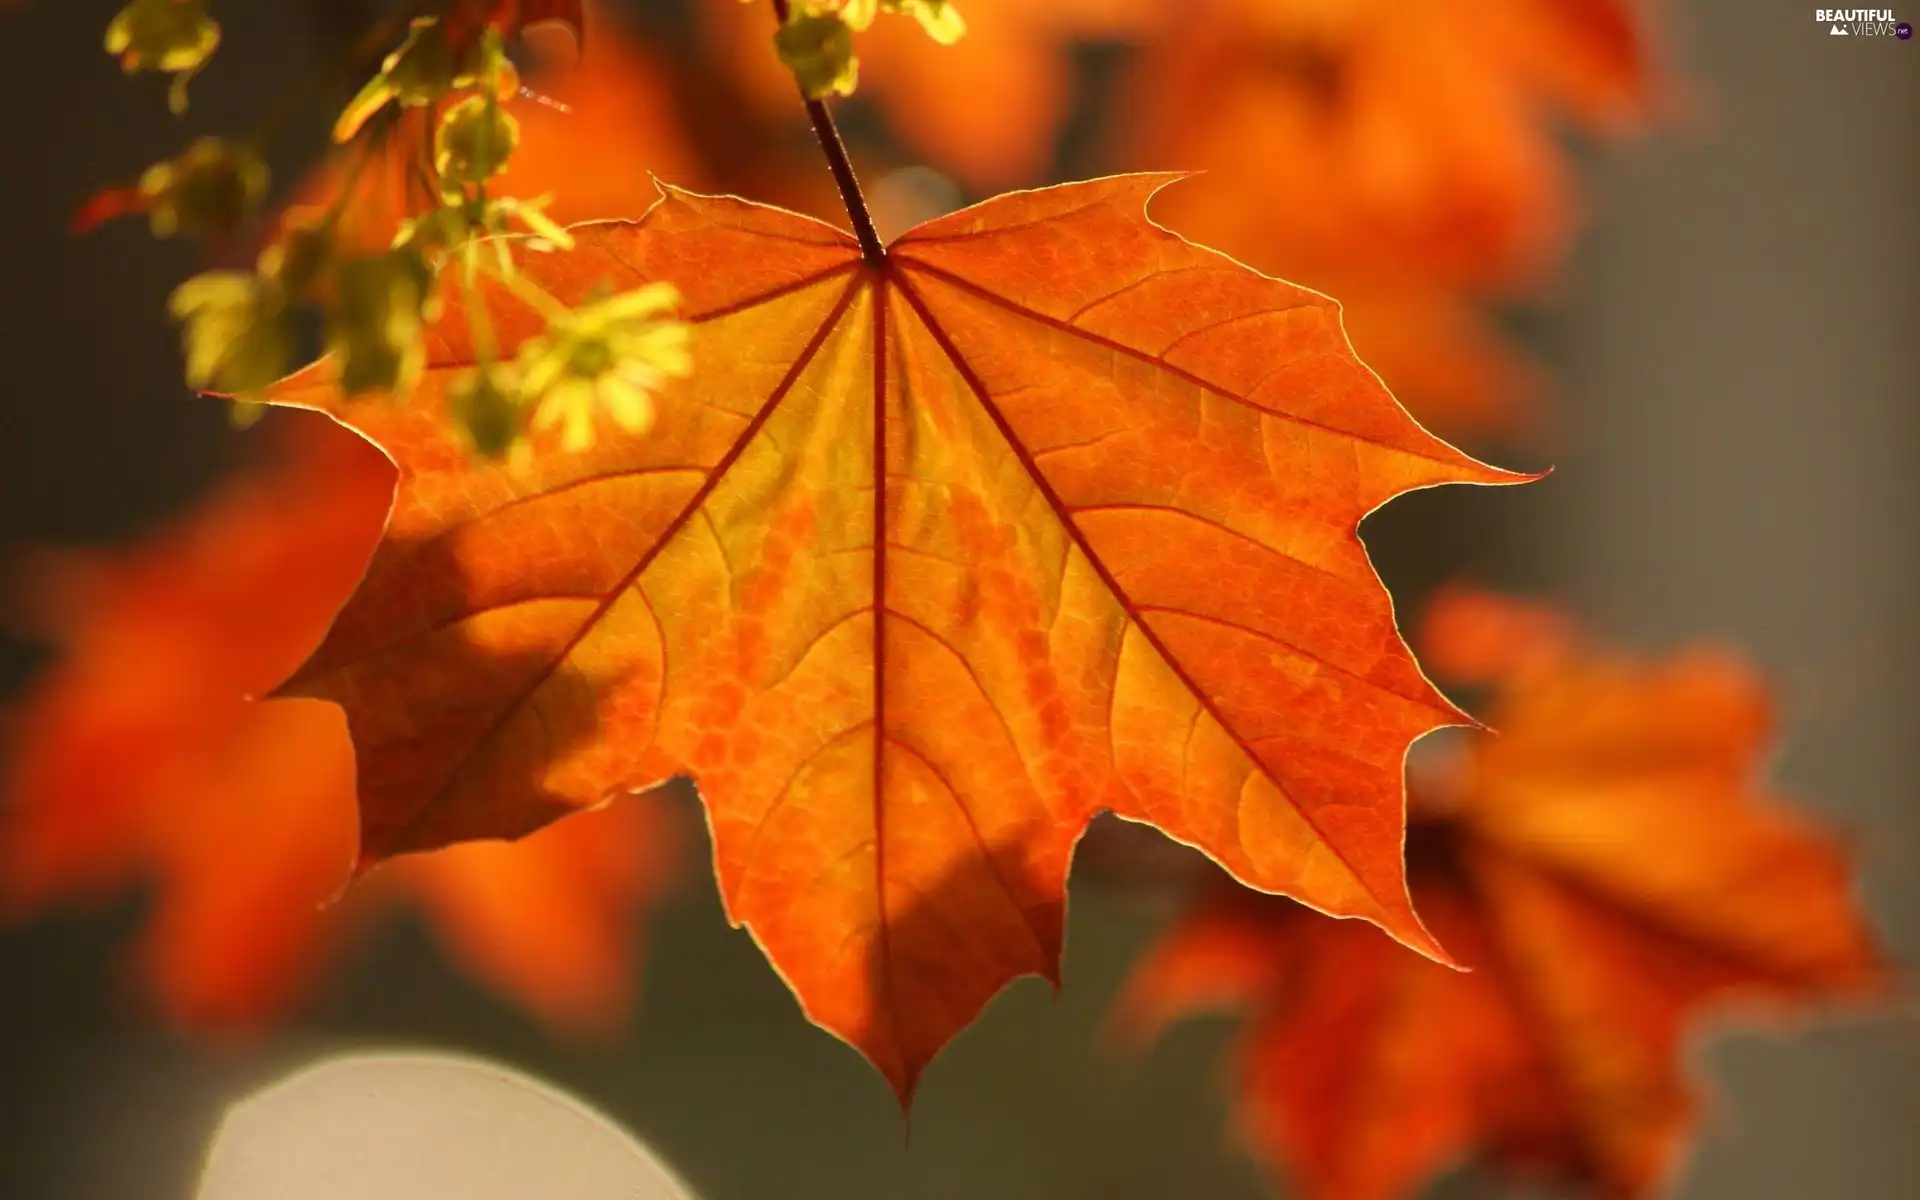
[771,0,887,267]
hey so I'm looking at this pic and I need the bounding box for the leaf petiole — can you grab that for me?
[770,0,886,268]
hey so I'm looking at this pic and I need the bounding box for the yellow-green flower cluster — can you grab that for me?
[169,224,437,413]
[775,11,860,100]
[102,3,695,460]
[396,194,575,266]
[347,21,562,261]
[517,283,693,451]
[334,15,521,143]
[771,0,966,100]
[447,283,692,457]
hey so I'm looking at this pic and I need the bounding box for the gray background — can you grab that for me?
[0,2,1913,1197]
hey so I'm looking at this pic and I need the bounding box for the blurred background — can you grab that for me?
[0,1,1914,1197]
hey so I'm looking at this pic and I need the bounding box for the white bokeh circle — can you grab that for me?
[194,1051,696,1200]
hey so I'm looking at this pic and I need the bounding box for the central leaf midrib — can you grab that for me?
[870,272,905,1079]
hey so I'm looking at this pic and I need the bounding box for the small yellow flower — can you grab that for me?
[168,271,292,398]
[138,137,269,239]
[516,283,692,453]
[105,0,221,113]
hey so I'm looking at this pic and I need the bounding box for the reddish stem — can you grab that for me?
[771,0,887,267]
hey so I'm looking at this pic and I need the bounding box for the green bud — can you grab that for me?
[260,219,336,299]
[105,0,220,113]
[139,137,269,240]
[168,271,292,398]
[435,95,520,193]
[450,366,527,459]
[326,249,432,399]
[335,17,521,142]
[774,12,859,101]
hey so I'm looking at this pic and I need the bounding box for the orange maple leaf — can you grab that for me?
[263,174,1526,1100]
[0,409,672,1033]
[1116,588,1888,1199]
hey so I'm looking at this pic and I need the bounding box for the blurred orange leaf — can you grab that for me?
[1117,588,1888,1200]
[1,409,387,1024]
[264,174,1524,1100]
[1113,0,1666,437]
[377,788,674,1034]
[0,409,672,1033]
[1121,0,1662,288]
[496,9,704,221]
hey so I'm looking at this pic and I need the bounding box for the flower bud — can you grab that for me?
[774,11,859,100]
[335,16,521,142]
[260,218,337,299]
[435,95,520,193]
[105,0,221,113]
[168,271,293,398]
[138,137,269,240]
[326,249,433,398]
[450,365,527,459]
